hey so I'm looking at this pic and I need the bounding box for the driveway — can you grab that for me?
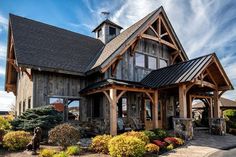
[161,131,236,157]
[208,148,236,157]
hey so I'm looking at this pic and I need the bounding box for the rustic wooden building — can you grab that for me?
[5,7,233,135]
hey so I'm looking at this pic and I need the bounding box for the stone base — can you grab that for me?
[209,118,226,135]
[173,118,193,140]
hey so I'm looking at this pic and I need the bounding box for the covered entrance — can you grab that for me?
[80,79,160,135]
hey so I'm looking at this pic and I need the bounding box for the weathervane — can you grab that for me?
[101,11,110,19]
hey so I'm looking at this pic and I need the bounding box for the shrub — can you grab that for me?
[39,148,57,157]
[0,116,12,131]
[167,144,174,151]
[90,134,112,154]
[143,130,156,141]
[152,140,166,149]
[3,131,31,151]
[53,151,68,157]
[224,109,236,117]
[108,135,145,157]
[152,129,168,139]
[11,106,63,138]
[164,137,178,145]
[122,131,149,144]
[145,143,159,153]
[0,129,5,144]
[174,137,184,146]
[66,145,81,155]
[49,123,80,149]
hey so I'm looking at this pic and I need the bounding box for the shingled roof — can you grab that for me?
[92,19,123,32]
[10,14,104,75]
[89,6,188,72]
[141,54,213,88]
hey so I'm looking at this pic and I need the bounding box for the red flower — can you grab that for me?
[164,137,178,145]
[152,140,166,148]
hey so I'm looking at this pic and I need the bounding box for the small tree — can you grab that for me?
[11,105,63,137]
[48,123,80,149]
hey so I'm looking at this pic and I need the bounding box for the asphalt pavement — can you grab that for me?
[208,148,236,157]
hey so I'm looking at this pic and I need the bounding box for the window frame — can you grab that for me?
[109,26,116,36]
[98,28,102,38]
[159,58,168,68]
[135,52,145,68]
[147,56,157,70]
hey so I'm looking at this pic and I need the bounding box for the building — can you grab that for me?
[5,6,233,135]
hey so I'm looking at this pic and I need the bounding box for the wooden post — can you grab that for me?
[153,90,158,128]
[109,88,117,135]
[213,90,220,118]
[210,98,213,118]
[187,95,192,118]
[179,84,187,118]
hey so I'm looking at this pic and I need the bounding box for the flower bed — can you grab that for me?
[89,130,185,156]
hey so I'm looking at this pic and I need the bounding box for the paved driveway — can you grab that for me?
[161,131,236,157]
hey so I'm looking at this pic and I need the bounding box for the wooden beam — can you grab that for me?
[109,88,117,135]
[141,34,177,50]
[145,92,154,104]
[213,90,220,118]
[160,32,168,38]
[8,59,20,72]
[130,39,139,56]
[179,84,187,118]
[205,69,217,86]
[153,90,158,128]
[21,68,32,81]
[149,26,159,38]
[194,79,217,90]
[218,91,225,98]
[218,86,230,91]
[103,90,111,103]
[117,90,127,102]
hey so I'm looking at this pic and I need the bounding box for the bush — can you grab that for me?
[164,137,178,145]
[0,116,12,131]
[143,130,156,141]
[11,106,63,138]
[152,140,166,149]
[152,129,168,140]
[108,135,145,157]
[49,123,80,149]
[66,145,81,155]
[3,131,31,151]
[166,144,174,151]
[53,151,68,157]
[90,134,112,154]
[39,148,57,157]
[122,131,149,144]
[174,137,184,146]
[145,143,159,153]
[224,109,236,117]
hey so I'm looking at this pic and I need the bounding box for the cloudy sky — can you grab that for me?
[0,0,236,111]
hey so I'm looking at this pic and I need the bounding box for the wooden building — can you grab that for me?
[5,7,233,135]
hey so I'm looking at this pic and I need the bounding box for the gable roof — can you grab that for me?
[92,19,123,32]
[141,53,233,90]
[89,6,188,72]
[10,14,104,75]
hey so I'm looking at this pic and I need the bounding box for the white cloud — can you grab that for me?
[0,42,7,59]
[0,66,5,76]
[0,91,15,111]
[0,14,8,32]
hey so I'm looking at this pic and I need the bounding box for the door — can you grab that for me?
[144,99,153,130]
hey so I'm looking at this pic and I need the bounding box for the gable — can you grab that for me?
[141,53,233,91]
[88,6,188,74]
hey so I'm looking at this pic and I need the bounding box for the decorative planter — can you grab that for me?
[173,118,193,140]
[209,118,226,135]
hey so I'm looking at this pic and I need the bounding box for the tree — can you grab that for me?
[11,105,63,137]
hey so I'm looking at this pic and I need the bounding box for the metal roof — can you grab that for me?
[141,54,213,88]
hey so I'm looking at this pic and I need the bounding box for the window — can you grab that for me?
[135,53,145,67]
[19,102,21,115]
[118,98,127,118]
[23,101,26,112]
[148,56,157,70]
[160,59,168,68]
[145,100,152,120]
[109,26,116,36]
[68,99,80,120]
[28,97,31,109]
[93,96,100,118]
[98,28,102,38]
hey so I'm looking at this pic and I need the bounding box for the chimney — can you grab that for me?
[92,19,123,44]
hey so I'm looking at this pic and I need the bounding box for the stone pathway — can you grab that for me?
[161,131,236,157]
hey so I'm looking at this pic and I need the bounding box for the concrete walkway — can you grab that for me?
[161,131,236,157]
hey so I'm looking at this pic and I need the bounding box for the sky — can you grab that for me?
[0,0,236,111]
